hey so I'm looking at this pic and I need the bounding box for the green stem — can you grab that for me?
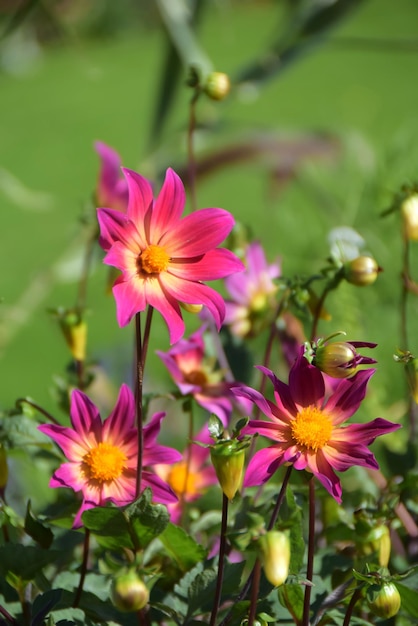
[247,559,262,626]
[302,478,316,626]
[73,529,90,608]
[15,398,60,425]
[219,466,293,626]
[310,285,331,342]
[187,89,200,213]
[209,493,229,626]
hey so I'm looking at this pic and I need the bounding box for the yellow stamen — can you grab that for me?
[291,406,333,451]
[138,245,170,275]
[83,442,127,482]
[184,370,208,386]
[167,461,199,498]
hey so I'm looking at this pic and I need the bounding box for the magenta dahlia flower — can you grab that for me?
[224,241,280,338]
[38,384,181,527]
[94,141,128,212]
[97,167,244,343]
[233,350,400,502]
[157,325,236,425]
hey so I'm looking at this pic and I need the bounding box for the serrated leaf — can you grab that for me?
[159,523,207,572]
[82,506,133,551]
[125,488,170,549]
[25,500,54,549]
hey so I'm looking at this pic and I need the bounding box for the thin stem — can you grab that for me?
[0,603,18,626]
[219,466,293,626]
[302,478,316,626]
[73,529,90,608]
[187,90,200,213]
[179,399,194,524]
[209,493,229,626]
[400,236,410,350]
[247,559,262,626]
[15,398,60,425]
[135,307,154,499]
[342,587,363,626]
[310,285,331,342]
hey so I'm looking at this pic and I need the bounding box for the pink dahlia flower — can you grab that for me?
[157,325,237,425]
[94,141,128,212]
[97,167,244,344]
[224,241,280,338]
[233,349,400,503]
[38,384,180,527]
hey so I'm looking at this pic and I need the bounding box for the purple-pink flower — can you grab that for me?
[233,349,400,503]
[157,325,236,425]
[97,167,244,344]
[94,141,128,212]
[38,384,180,527]
[224,241,280,338]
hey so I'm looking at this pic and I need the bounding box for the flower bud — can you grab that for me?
[110,571,149,612]
[258,530,290,587]
[366,582,401,619]
[58,310,87,361]
[343,256,380,287]
[204,72,230,101]
[210,440,246,500]
[357,524,391,567]
[401,193,418,241]
[180,302,203,314]
[313,340,376,379]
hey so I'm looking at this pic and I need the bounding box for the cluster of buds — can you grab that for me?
[305,332,377,379]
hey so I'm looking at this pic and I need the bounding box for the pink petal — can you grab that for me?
[231,384,277,422]
[143,278,184,344]
[289,352,325,409]
[159,274,225,331]
[244,446,285,487]
[308,450,342,503]
[332,418,401,445]
[324,369,375,424]
[150,168,186,241]
[169,248,245,281]
[101,474,136,504]
[112,275,147,327]
[103,384,136,443]
[142,471,178,504]
[160,208,235,256]
[122,168,154,237]
[245,419,289,441]
[256,366,298,419]
[70,390,102,444]
[51,461,87,492]
[39,424,88,461]
[97,207,131,251]
[103,240,139,279]
[322,441,378,472]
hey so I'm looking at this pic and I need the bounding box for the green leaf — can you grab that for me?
[159,523,207,573]
[24,500,54,549]
[0,544,60,581]
[282,486,305,575]
[278,582,304,624]
[82,506,133,551]
[125,488,170,549]
[395,582,418,619]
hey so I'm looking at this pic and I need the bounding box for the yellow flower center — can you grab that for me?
[184,370,208,386]
[291,406,333,451]
[167,461,199,498]
[138,245,170,275]
[83,442,127,483]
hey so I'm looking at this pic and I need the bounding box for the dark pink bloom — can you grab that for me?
[38,384,180,527]
[94,141,128,212]
[157,325,236,425]
[224,241,280,338]
[233,349,400,503]
[97,167,244,344]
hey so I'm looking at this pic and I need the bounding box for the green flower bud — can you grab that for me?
[343,256,380,287]
[110,571,149,612]
[53,308,87,361]
[312,339,376,379]
[210,440,246,500]
[401,193,418,241]
[358,524,391,568]
[204,72,230,101]
[258,530,290,587]
[366,582,401,619]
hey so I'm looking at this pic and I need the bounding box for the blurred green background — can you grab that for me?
[1,0,418,430]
